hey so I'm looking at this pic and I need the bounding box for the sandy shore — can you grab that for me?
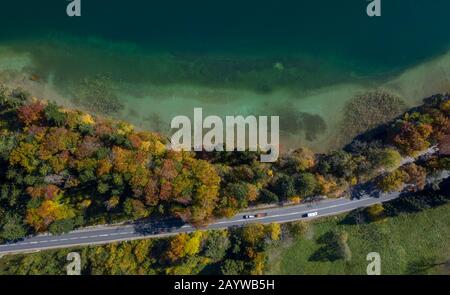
[1,43,449,153]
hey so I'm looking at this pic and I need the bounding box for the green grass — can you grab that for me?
[268,204,450,275]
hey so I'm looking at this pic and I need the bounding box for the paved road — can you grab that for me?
[1,170,447,255]
[0,192,400,255]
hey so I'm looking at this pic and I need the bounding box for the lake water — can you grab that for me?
[1,0,450,151]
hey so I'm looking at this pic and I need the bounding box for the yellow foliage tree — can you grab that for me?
[184,231,204,257]
[377,169,408,192]
[97,159,113,177]
[366,204,386,222]
[9,141,39,173]
[289,196,302,204]
[26,199,75,231]
[242,224,266,246]
[250,252,266,275]
[316,174,338,196]
[133,240,152,264]
[441,100,450,114]
[266,223,281,241]
[287,147,316,172]
[80,113,95,125]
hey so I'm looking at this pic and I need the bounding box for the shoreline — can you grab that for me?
[0,39,449,153]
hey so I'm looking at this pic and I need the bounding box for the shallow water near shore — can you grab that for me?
[1,0,450,152]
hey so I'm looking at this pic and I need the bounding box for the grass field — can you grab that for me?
[268,204,450,275]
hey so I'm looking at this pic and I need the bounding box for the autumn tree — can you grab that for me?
[265,223,281,241]
[392,121,433,156]
[315,174,340,197]
[9,141,40,173]
[241,223,266,247]
[376,169,408,192]
[123,199,149,220]
[402,163,427,192]
[17,101,45,126]
[26,198,75,232]
[170,156,220,226]
[366,204,386,222]
[165,232,204,262]
[280,147,316,173]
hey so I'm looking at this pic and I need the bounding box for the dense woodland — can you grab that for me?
[1,177,448,275]
[0,223,282,275]
[0,86,448,246]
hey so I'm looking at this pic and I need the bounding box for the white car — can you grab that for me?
[243,213,268,219]
[306,212,318,218]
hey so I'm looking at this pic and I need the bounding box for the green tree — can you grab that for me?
[48,218,76,235]
[221,259,245,275]
[1,214,27,241]
[273,175,296,201]
[44,102,67,127]
[336,231,352,262]
[295,173,318,197]
[375,148,402,170]
[287,221,310,237]
[223,182,249,208]
[259,189,279,204]
[318,150,356,179]
[123,199,149,220]
[203,231,230,261]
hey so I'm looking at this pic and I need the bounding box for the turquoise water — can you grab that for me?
[1,0,450,150]
[2,0,450,67]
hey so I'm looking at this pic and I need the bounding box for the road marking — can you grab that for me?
[213,197,381,225]
[270,208,364,224]
[0,197,389,250]
[0,194,404,252]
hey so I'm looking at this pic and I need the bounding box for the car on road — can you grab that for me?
[303,211,318,218]
[243,213,268,219]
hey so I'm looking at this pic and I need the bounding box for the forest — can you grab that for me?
[0,85,448,245]
[1,177,448,275]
